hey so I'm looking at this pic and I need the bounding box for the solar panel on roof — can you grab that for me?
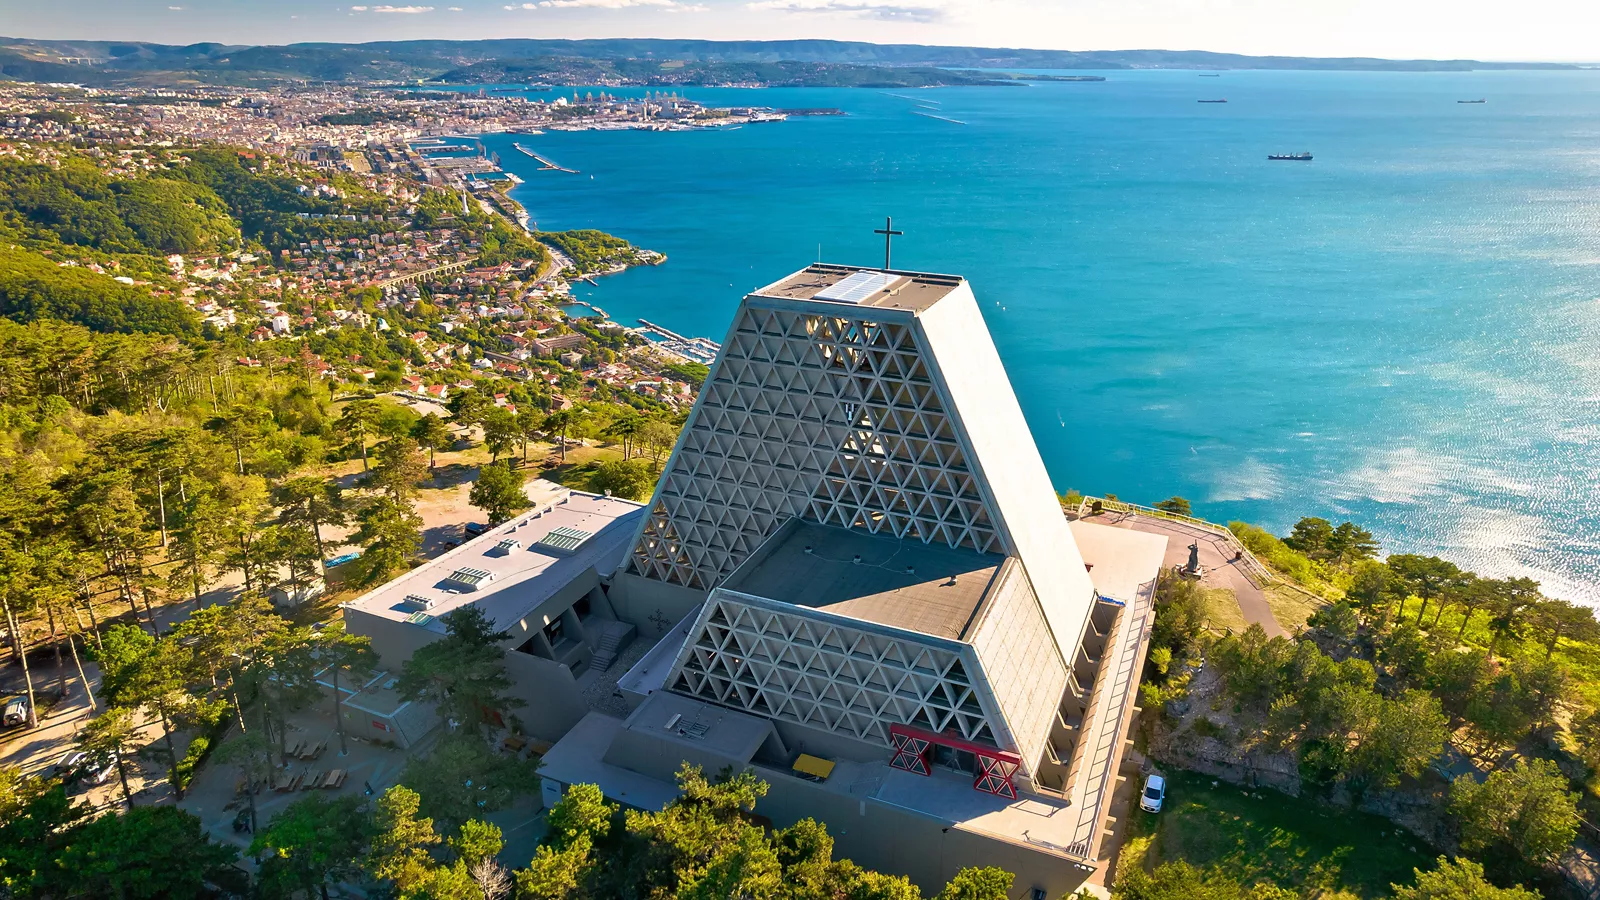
[814,271,898,304]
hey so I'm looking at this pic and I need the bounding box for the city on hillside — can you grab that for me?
[1,22,1597,900]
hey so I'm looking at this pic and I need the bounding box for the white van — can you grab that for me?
[2,696,29,727]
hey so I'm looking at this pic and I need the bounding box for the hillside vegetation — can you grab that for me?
[0,37,1575,88]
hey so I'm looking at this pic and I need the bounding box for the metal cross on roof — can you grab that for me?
[874,217,903,271]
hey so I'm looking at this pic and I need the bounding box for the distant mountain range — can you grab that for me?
[0,36,1579,88]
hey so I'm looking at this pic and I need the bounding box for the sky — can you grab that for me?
[1,0,1597,63]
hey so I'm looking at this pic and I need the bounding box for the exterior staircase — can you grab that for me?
[589,620,636,673]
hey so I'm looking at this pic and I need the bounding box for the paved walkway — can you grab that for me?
[1085,512,1287,638]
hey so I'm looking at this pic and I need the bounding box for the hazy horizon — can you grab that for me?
[2,0,1597,66]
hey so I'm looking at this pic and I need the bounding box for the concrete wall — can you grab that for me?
[503,569,600,648]
[344,602,589,746]
[502,651,588,744]
[754,768,1093,900]
[345,606,440,673]
[770,718,889,767]
[605,571,708,637]
[566,712,1092,899]
[604,725,758,785]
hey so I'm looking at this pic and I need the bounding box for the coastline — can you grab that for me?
[454,75,1600,601]
[464,155,707,361]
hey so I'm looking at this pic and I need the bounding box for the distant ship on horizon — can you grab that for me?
[1458,99,1487,103]
[1198,99,1228,103]
[1268,152,1313,161]
[1199,73,1223,77]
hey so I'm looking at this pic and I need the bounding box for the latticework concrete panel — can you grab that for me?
[632,302,1002,589]
[666,592,1016,756]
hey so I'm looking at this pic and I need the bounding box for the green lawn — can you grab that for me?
[1199,587,1248,635]
[538,444,625,494]
[1122,771,1437,899]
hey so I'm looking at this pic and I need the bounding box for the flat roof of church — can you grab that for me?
[750,263,965,313]
[343,486,644,635]
[724,520,1003,641]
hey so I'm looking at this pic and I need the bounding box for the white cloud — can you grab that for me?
[746,0,944,22]
[371,4,435,11]
[532,0,704,8]
[448,4,463,8]
[503,2,537,7]
[350,4,369,8]
[167,5,183,9]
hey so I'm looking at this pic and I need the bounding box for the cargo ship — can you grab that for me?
[1268,152,1313,161]
[1198,99,1228,103]
[1458,99,1487,104]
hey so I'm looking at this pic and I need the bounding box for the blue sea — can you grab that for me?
[481,71,1600,605]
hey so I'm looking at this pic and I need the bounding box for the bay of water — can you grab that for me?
[483,70,1600,604]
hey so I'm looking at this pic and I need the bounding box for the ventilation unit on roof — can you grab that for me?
[493,538,522,556]
[401,594,437,612]
[534,525,593,557]
[444,567,494,591]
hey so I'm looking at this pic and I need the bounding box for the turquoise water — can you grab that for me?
[486,71,1600,604]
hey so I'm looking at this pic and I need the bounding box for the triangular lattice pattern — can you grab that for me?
[631,304,1001,589]
[889,730,932,775]
[974,753,1020,799]
[667,595,1004,749]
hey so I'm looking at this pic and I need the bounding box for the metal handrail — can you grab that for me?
[1070,495,1275,585]
[1070,496,1343,611]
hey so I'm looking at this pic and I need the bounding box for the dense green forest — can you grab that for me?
[536,229,636,274]
[0,150,393,259]
[0,157,238,256]
[1127,503,1598,899]
[169,149,393,251]
[0,246,198,335]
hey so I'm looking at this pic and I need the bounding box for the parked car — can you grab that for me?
[54,750,89,782]
[1139,773,1166,813]
[324,550,362,568]
[58,749,115,786]
[2,696,29,727]
[464,522,490,537]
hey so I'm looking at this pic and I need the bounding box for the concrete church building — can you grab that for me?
[346,263,1167,897]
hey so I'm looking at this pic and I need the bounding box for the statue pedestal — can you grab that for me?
[1180,541,1204,578]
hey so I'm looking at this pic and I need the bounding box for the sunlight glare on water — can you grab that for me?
[488,70,1600,605]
